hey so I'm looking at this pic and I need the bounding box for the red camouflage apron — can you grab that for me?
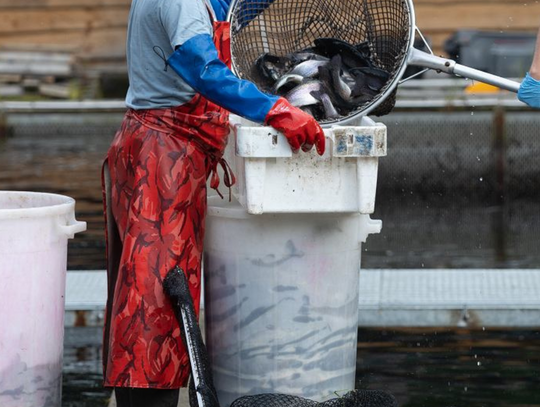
[101,7,233,389]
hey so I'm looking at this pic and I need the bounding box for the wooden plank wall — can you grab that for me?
[0,0,538,67]
[415,0,540,55]
[0,0,130,64]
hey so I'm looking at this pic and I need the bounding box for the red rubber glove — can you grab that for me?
[264,98,325,155]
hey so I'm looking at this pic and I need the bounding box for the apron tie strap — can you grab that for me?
[209,157,236,201]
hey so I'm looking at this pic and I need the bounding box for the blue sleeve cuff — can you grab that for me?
[518,72,540,108]
[167,33,278,123]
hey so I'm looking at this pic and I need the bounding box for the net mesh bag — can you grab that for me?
[228,0,411,119]
[230,389,398,407]
[163,267,399,407]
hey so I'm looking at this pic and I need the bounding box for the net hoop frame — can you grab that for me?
[226,0,417,126]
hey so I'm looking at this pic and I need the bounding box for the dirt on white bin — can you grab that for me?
[0,191,86,407]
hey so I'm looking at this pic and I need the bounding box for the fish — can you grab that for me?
[252,53,291,88]
[273,73,304,94]
[290,59,329,78]
[317,64,341,103]
[351,80,378,98]
[328,55,352,100]
[354,41,371,56]
[318,64,371,113]
[287,51,330,65]
[341,66,358,89]
[310,90,340,120]
[350,66,390,92]
[313,38,373,69]
[285,80,325,108]
[348,69,378,98]
[301,106,316,117]
[257,38,388,120]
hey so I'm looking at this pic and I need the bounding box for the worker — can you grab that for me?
[518,25,540,107]
[101,0,325,406]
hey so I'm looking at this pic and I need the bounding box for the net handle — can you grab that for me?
[407,47,521,93]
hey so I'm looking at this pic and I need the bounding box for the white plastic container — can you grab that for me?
[225,115,386,215]
[204,197,381,407]
[0,191,86,407]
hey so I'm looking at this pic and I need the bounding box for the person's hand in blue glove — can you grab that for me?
[518,72,540,108]
[519,25,540,108]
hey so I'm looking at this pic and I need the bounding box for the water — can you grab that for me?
[1,112,539,406]
[356,328,540,407]
[2,112,540,270]
[61,327,540,407]
[364,195,540,269]
[63,328,110,407]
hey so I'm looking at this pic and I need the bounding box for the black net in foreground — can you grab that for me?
[163,266,399,407]
[230,389,398,407]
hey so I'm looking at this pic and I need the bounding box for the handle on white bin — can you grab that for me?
[58,220,87,239]
[359,216,382,244]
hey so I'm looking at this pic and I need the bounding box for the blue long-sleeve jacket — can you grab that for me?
[167,0,280,122]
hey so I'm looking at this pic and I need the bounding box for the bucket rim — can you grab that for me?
[0,190,76,220]
[207,196,364,219]
[207,196,251,219]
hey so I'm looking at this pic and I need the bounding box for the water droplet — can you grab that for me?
[482,326,486,331]
[474,354,478,358]
[471,112,474,116]
[476,156,480,161]
[477,361,482,366]
[479,177,483,181]
[464,387,468,392]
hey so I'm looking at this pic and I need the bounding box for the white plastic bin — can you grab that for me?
[225,115,386,215]
[204,197,381,407]
[0,191,86,407]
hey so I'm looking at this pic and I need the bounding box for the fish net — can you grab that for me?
[228,0,412,121]
[163,267,399,407]
[229,390,398,407]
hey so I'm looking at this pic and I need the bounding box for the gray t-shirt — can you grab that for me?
[125,0,213,110]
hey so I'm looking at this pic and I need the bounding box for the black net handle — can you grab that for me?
[163,267,221,407]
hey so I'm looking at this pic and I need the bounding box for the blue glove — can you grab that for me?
[518,73,540,108]
[167,33,279,123]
